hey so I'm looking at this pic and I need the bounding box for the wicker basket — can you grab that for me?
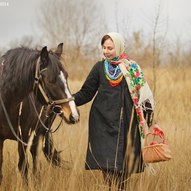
[142,126,172,163]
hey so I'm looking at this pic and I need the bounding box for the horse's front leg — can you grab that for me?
[43,132,62,167]
[18,142,29,181]
[30,133,40,174]
[0,140,4,184]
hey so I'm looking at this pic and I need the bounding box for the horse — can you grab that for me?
[0,43,79,183]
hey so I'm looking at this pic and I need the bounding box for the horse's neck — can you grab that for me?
[2,84,33,108]
[1,58,36,106]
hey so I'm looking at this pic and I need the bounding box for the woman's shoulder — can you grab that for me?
[96,60,104,65]
[87,60,104,76]
[92,60,104,69]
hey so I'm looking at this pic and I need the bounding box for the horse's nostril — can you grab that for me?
[69,114,79,124]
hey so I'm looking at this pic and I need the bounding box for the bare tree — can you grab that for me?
[149,1,169,98]
[38,0,106,60]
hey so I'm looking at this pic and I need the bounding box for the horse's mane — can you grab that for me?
[3,47,39,71]
[1,47,64,94]
[1,47,39,92]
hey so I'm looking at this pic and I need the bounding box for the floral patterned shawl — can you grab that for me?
[119,60,154,147]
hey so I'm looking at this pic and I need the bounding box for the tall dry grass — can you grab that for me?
[1,67,191,191]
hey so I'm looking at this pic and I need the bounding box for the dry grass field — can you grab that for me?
[1,67,191,191]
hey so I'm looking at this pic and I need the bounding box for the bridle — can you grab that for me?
[0,55,75,146]
[33,57,74,114]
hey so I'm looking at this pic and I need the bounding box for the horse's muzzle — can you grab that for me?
[58,107,79,124]
[69,112,80,124]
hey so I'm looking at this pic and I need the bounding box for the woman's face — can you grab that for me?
[102,38,116,60]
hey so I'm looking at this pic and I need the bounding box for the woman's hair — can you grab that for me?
[101,35,113,46]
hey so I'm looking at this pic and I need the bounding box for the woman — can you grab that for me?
[74,32,154,189]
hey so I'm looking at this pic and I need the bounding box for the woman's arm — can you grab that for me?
[74,62,100,106]
[142,100,154,127]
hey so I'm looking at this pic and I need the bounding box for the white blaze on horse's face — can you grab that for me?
[59,71,79,123]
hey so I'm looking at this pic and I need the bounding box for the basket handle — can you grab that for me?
[145,126,166,146]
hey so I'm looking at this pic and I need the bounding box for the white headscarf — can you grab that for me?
[107,32,125,57]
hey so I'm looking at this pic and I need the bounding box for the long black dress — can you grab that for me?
[74,60,146,175]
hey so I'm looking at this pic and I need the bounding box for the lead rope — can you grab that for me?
[34,105,45,134]
[29,94,50,132]
[0,93,28,146]
[50,117,63,133]
[29,94,63,133]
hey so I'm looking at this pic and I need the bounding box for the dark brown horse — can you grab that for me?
[0,43,79,183]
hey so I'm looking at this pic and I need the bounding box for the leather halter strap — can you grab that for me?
[34,57,74,106]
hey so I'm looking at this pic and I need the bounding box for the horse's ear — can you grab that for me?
[40,46,48,66]
[55,43,63,57]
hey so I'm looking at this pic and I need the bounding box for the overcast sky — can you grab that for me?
[0,0,191,49]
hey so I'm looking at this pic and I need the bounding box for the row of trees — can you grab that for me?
[0,0,190,77]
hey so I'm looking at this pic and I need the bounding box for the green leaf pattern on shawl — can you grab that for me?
[123,61,146,139]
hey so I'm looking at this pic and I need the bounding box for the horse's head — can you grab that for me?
[34,43,79,124]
